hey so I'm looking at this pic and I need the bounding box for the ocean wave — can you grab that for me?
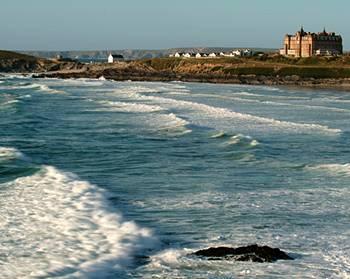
[37,84,66,94]
[153,113,192,136]
[224,134,259,148]
[94,98,191,136]
[190,92,350,114]
[0,165,158,278]
[260,100,350,113]
[0,82,64,93]
[305,163,350,176]
[121,92,341,134]
[210,131,228,138]
[98,100,164,113]
[1,99,20,106]
[0,147,25,161]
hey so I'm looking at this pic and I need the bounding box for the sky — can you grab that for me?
[1,0,349,51]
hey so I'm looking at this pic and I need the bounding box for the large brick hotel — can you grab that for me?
[280,27,343,57]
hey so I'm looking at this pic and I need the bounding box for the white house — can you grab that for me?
[108,53,124,63]
[174,52,182,58]
[232,50,243,56]
[108,53,114,63]
[182,53,192,58]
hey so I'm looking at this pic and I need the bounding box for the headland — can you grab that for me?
[2,50,350,90]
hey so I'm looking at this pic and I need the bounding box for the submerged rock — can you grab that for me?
[193,244,293,263]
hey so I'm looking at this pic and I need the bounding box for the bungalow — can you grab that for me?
[182,53,196,58]
[174,52,183,58]
[231,50,243,56]
[195,53,208,58]
[108,53,124,63]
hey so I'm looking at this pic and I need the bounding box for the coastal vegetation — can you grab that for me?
[139,56,350,81]
[2,50,350,89]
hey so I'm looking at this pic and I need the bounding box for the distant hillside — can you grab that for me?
[0,50,81,73]
[0,50,38,61]
[20,48,277,61]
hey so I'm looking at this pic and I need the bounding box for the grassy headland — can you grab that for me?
[140,55,350,79]
[3,49,350,89]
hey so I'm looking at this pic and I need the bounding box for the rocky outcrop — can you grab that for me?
[0,50,83,73]
[193,244,293,263]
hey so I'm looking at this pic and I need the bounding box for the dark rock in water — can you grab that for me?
[193,244,293,262]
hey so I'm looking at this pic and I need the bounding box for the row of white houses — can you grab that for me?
[169,49,253,58]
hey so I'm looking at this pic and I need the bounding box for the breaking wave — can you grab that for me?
[115,89,341,134]
[224,134,259,148]
[305,163,350,177]
[0,150,158,278]
[98,100,164,113]
[210,132,259,148]
[210,131,227,138]
[0,146,25,161]
[94,98,191,136]
[0,82,64,93]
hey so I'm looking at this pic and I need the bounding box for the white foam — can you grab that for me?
[0,165,157,278]
[98,100,164,113]
[224,134,259,147]
[210,131,227,138]
[94,97,191,136]
[306,163,350,176]
[0,147,26,161]
[138,187,350,277]
[117,90,340,134]
[1,99,19,106]
[151,113,191,135]
[0,82,64,93]
[37,84,65,94]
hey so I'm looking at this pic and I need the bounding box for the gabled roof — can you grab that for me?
[111,54,124,58]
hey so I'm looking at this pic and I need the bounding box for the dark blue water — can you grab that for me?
[0,75,349,278]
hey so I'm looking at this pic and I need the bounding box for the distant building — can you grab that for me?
[195,53,208,58]
[280,27,343,57]
[182,53,192,58]
[108,53,124,63]
[168,49,253,59]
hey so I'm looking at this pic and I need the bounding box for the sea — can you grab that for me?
[0,74,349,278]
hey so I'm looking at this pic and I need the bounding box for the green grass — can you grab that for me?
[142,58,182,70]
[223,67,276,76]
[277,67,350,78]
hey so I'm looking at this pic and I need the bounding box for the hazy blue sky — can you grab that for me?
[1,0,349,50]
